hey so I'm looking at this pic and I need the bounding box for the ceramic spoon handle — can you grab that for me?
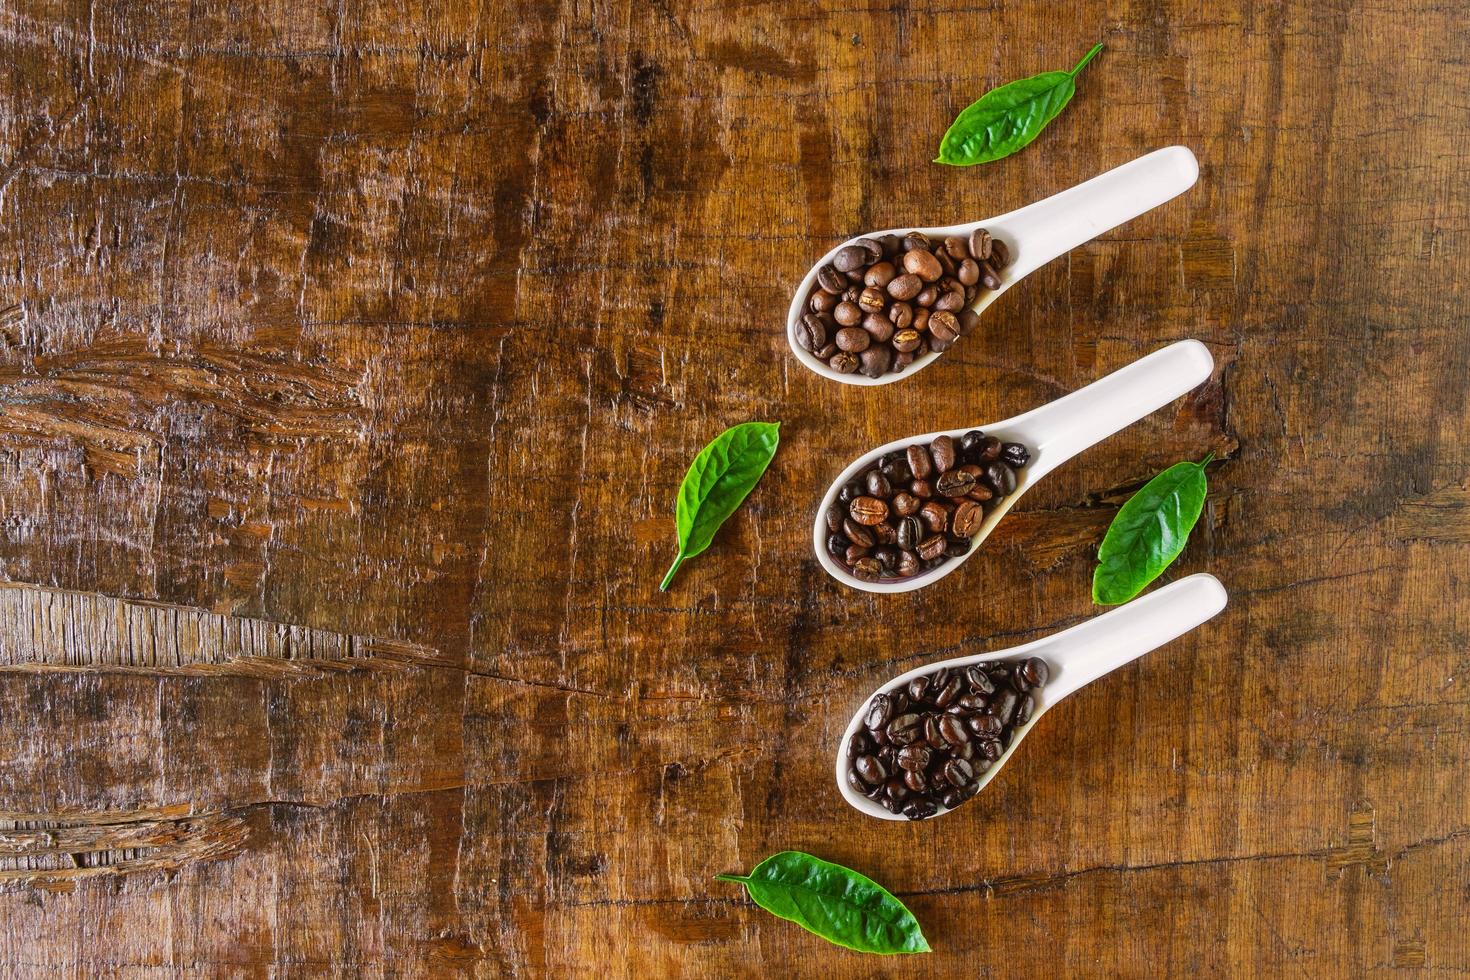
[1042,574,1228,700]
[992,146,1200,280]
[1021,339,1215,477]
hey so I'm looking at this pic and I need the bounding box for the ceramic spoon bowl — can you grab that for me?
[813,339,1215,593]
[787,146,1200,386]
[836,573,1229,821]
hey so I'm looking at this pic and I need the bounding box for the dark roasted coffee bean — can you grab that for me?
[991,686,1019,724]
[892,492,920,518]
[909,479,933,499]
[864,261,897,288]
[917,534,946,560]
[918,501,949,533]
[796,313,829,352]
[1019,657,1049,688]
[861,313,895,344]
[829,351,859,374]
[902,771,929,795]
[872,521,897,545]
[944,539,968,558]
[965,665,996,694]
[887,712,922,744]
[887,272,922,301]
[867,782,888,802]
[944,757,974,788]
[845,543,871,566]
[849,496,888,525]
[833,301,862,327]
[903,798,938,820]
[896,515,922,551]
[855,754,886,785]
[935,674,965,708]
[884,777,910,802]
[942,789,964,809]
[938,714,969,745]
[935,468,977,497]
[929,435,957,473]
[881,459,912,485]
[858,286,886,314]
[892,328,921,353]
[1014,694,1035,725]
[839,480,864,503]
[877,233,903,256]
[846,768,869,796]
[817,264,847,293]
[825,533,849,559]
[923,714,944,747]
[825,504,844,533]
[833,244,868,273]
[897,744,931,771]
[873,545,898,571]
[956,693,988,712]
[968,228,993,261]
[864,470,892,499]
[902,248,943,282]
[967,712,1003,738]
[952,500,983,537]
[979,738,1003,762]
[985,461,1018,496]
[859,345,892,379]
[835,326,870,353]
[958,430,985,461]
[990,238,1010,268]
[906,444,934,479]
[896,549,920,577]
[1001,442,1031,468]
[850,557,881,581]
[890,691,911,715]
[907,676,930,702]
[847,731,872,759]
[843,518,874,548]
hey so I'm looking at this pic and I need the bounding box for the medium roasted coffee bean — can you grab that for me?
[990,238,1010,267]
[912,308,930,333]
[843,518,874,548]
[864,470,892,498]
[909,479,933,499]
[935,468,977,497]
[897,744,931,771]
[810,288,839,313]
[833,301,863,326]
[864,261,897,288]
[952,500,983,537]
[833,244,868,272]
[979,260,1002,290]
[919,501,949,533]
[843,286,863,303]
[854,754,886,785]
[850,496,888,524]
[943,235,969,261]
[957,257,980,285]
[903,248,943,282]
[796,313,829,352]
[927,331,954,354]
[835,326,870,353]
[896,549,919,577]
[896,515,922,551]
[889,302,913,330]
[930,435,957,473]
[1018,657,1049,689]
[826,533,848,559]
[887,273,922,301]
[859,345,892,378]
[829,351,859,374]
[814,341,838,360]
[914,283,939,307]
[892,492,920,517]
[850,557,881,581]
[968,228,993,261]
[858,286,887,313]
[965,665,996,694]
[1001,442,1031,468]
[917,534,946,560]
[936,249,957,277]
[902,231,930,251]
[817,264,847,292]
[877,233,903,256]
[861,313,895,344]
[958,309,980,336]
[903,799,938,820]
[892,328,921,353]
[934,287,965,313]
[907,444,934,479]
[855,237,884,262]
[985,461,1018,496]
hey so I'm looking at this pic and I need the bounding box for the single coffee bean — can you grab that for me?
[903,799,937,820]
[843,285,862,302]
[896,515,922,551]
[889,301,913,329]
[956,693,988,712]
[1019,657,1049,688]
[935,674,966,709]
[892,492,920,517]
[833,301,863,326]
[912,308,930,333]
[952,500,983,537]
[877,233,903,256]
[979,260,1002,290]
[881,457,912,484]
[872,521,897,545]
[978,738,1003,762]
[850,557,881,581]
[968,228,993,261]
[896,549,919,577]
[864,470,892,498]
[934,287,965,312]
[909,479,933,499]
[839,479,864,503]
[919,501,949,533]
[826,533,848,559]
[844,543,870,565]
[843,518,874,548]
[936,249,957,278]
[817,264,847,292]
[855,237,884,262]
[991,687,1019,724]
[814,341,838,359]
[902,231,930,251]
[829,351,859,374]
[917,534,946,560]
[849,496,889,525]
[942,235,968,261]
[965,665,996,694]
[855,754,887,785]
[958,430,985,460]
[795,313,829,352]
[943,539,968,558]
[810,289,839,313]
[923,714,944,747]
[942,789,964,809]
[897,744,931,771]
[825,504,844,533]
[846,768,869,796]
[866,693,892,729]
[914,284,939,307]
[902,771,929,794]
[887,713,922,746]
[861,313,895,344]
[835,326,870,353]
[872,545,898,571]
[848,731,872,759]
[935,468,977,497]
[892,328,921,353]
[903,248,943,282]
[967,712,1002,737]
[858,286,886,314]
[907,675,930,701]
[929,310,960,343]
[990,238,1010,267]
[958,309,980,336]
[1014,694,1035,725]
[887,273,922,301]
[884,777,910,803]
[957,257,980,286]
[906,444,934,479]
[930,435,957,473]
[928,331,954,354]
[864,261,897,288]
[1001,442,1031,468]
[833,244,868,272]
[985,461,1018,496]
[944,757,974,788]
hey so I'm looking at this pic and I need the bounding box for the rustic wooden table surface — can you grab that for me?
[1,0,1466,975]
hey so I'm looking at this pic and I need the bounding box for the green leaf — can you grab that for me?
[935,42,1103,167]
[716,851,930,955]
[1092,454,1212,605]
[660,421,780,591]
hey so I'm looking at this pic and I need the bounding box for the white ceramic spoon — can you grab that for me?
[787,146,1200,386]
[814,339,1214,593]
[836,573,1228,821]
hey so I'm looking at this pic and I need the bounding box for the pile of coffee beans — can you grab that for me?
[845,656,1049,819]
[824,431,1030,581]
[795,228,1011,378]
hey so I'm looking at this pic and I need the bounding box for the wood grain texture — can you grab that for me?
[0,0,1467,975]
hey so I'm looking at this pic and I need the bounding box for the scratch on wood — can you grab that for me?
[0,583,450,676]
